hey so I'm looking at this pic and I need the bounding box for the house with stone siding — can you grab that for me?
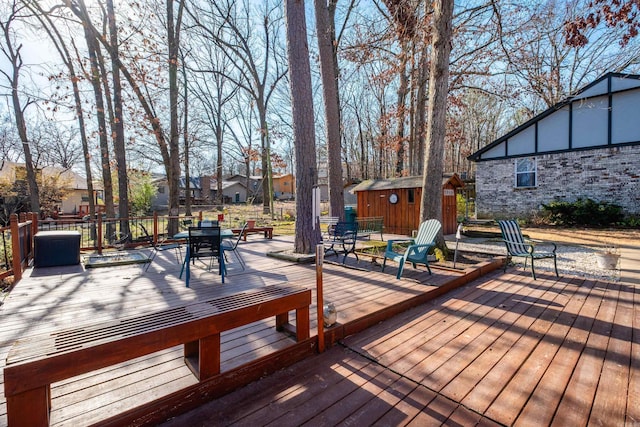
[468,72,640,219]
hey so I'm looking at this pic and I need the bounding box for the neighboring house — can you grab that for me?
[227,174,262,202]
[150,175,249,209]
[151,174,169,209]
[220,180,248,203]
[351,174,464,235]
[151,175,200,209]
[0,160,101,216]
[469,72,640,219]
[272,173,295,200]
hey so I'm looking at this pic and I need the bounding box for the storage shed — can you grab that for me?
[352,174,464,235]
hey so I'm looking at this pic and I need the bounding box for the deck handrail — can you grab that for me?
[6,212,206,286]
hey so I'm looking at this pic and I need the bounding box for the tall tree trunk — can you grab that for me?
[413,44,429,176]
[420,0,453,243]
[394,44,409,176]
[91,38,116,224]
[284,0,320,254]
[166,0,184,235]
[355,107,367,179]
[182,54,191,216]
[314,0,344,219]
[27,2,96,222]
[258,105,272,215]
[11,78,39,214]
[85,28,115,234]
[1,9,40,213]
[105,0,129,237]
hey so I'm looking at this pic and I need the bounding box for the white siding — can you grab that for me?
[538,107,570,152]
[574,80,608,100]
[611,76,640,91]
[507,126,535,155]
[572,96,608,148]
[612,89,640,144]
[482,143,506,159]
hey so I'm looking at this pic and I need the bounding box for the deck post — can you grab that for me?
[153,211,159,245]
[316,244,324,353]
[6,385,50,427]
[10,214,21,281]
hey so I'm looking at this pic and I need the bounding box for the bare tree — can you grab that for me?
[420,0,453,240]
[187,44,238,205]
[65,0,186,234]
[314,0,345,218]
[24,0,96,219]
[284,0,320,253]
[0,1,40,213]
[186,0,288,215]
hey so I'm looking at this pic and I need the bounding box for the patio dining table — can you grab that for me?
[174,229,234,287]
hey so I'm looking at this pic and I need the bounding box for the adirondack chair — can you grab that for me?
[382,219,441,279]
[497,220,558,280]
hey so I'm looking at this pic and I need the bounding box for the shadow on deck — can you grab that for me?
[0,234,504,426]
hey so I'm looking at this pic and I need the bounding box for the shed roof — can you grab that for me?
[352,174,463,192]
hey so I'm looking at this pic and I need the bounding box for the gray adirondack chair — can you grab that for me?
[497,219,558,280]
[382,219,441,279]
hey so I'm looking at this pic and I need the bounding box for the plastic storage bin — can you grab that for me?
[34,231,81,268]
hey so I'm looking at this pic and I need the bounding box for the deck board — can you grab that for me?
[1,235,486,425]
[162,260,638,427]
[1,233,637,426]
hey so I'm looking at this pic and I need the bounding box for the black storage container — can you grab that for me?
[34,231,81,268]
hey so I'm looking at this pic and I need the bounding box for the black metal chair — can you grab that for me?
[188,226,224,278]
[323,221,359,264]
[139,224,182,272]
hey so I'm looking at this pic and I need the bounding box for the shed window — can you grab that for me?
[515,158,536,188]
[408,188,415,204]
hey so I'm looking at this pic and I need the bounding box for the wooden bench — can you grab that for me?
[231,226,273,241]
[356,216,384,240]
[3,284,311,427]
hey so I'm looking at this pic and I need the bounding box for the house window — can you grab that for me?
[408,188,415,204]
[515,158,536,188]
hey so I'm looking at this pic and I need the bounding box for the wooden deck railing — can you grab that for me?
[4,211,214,286]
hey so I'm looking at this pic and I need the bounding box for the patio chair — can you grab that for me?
[188,226,224,278]
[497,220,558,280]
[221,222,248,272]
[382,219,441,279]
[139,224,182,272]
[323,221,359,264]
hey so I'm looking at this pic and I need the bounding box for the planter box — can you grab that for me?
[595,252,620,269]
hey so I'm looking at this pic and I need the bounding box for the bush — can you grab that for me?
[541,198,624,227]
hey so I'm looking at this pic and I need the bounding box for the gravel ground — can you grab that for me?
[446,238,620,282]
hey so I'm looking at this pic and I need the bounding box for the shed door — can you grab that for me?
[442,188,457,234]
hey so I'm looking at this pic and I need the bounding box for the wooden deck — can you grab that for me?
[0,235,499,426]
[163,267,640,426]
